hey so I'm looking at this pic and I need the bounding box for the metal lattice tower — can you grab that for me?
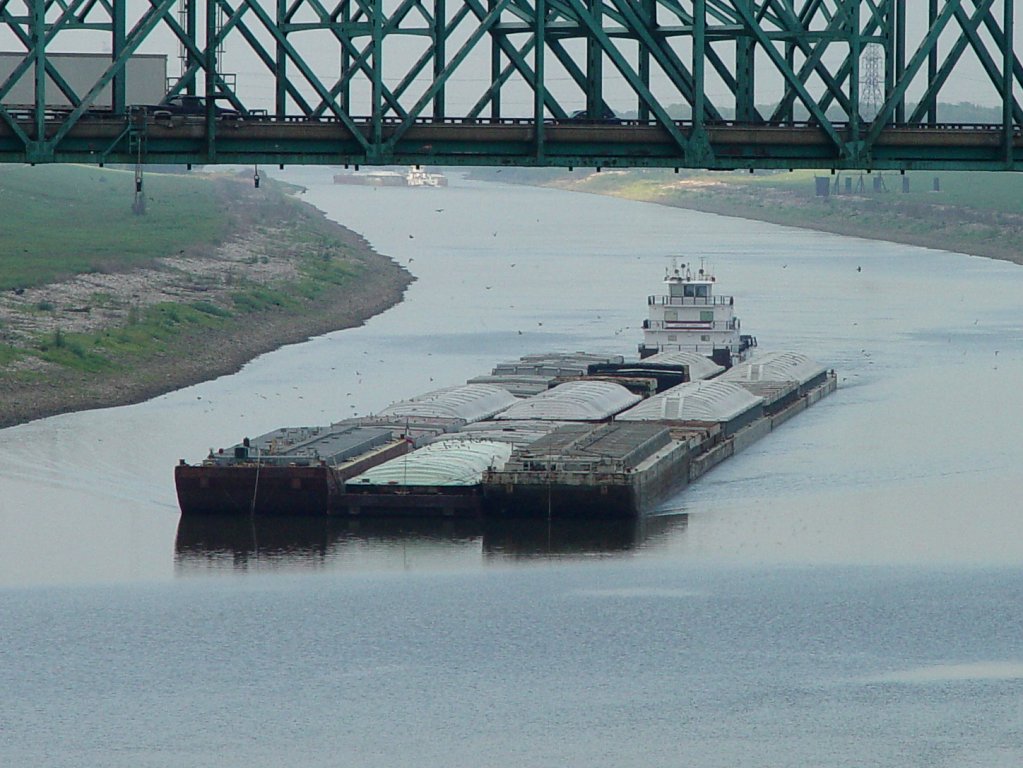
[861,43,884,124]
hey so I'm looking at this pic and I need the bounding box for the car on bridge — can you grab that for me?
[558,107,621,125]
[146,95,241,120]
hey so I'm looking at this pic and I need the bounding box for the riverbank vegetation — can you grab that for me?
[482,166,1023,265]
[0,165,411,427]
[0,165,228,289]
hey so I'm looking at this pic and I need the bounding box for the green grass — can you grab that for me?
[231,286,301,313]
[14,300,239,373]
[0,344,22,366]
[0,165,229,290]
[668,168,1023,214]
[0,165,378,380]
[35,329,113,373]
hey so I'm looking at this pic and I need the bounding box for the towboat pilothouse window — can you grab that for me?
[672,283,711,299]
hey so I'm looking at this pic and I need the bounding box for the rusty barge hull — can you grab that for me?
[482,372,837,519]
[175,464,337,517]
[176,438,411,517]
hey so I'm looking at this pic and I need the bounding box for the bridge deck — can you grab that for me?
[3,116,1020,170]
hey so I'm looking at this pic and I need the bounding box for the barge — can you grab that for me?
[175,265,835,519]
[484,366,836,518]
[332,166,447,187]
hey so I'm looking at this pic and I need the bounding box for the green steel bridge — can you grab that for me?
[0,0,1020,170]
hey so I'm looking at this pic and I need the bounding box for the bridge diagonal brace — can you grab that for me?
[390,5,475,103]
[767,0,855,123]
[313,38,406,120]
[644,2,746,119]
[549,37,602,112]
[609,0,726,122]
[505,26,583,120]
[237,0,372,151]
[382,0,514,153]
[0,0,95,106]
[812,0,890,120]
[301,0,413,118]
[729,0,846,155]
[152,0,299,115]
[467,33,538,119]
[977,1,1023,111]
[907,0,994,121]
[658,2,748,102]
[909,0,1023,128]
[0,104,32,145]
[539,0,704,115]
[307,0,421,119]
[42,0,180,156]
[359,0,454,108]
[0,4,90,109]
[472,18,574,121]
[865,0,965,150]
[558,0,691,157]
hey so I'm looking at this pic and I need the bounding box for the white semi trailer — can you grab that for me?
[0,51,167,110]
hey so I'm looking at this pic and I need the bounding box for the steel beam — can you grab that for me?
[0,0,1017,170]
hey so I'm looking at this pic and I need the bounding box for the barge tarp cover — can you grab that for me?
[718,351,827,387]
[376,384,517,423]
[347,440,513,487]
[616,380,764,424]
[640,350,726,381]
[495,381,642,422]
[433,419,570,447]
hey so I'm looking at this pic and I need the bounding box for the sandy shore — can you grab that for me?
[546,173,1023,267]
[0,184,412,429]
[651,186,1023,266]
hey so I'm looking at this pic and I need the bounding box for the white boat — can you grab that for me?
[638,260,756,367]
[405,167,448,187]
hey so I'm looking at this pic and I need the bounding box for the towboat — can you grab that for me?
[638,259,756,367]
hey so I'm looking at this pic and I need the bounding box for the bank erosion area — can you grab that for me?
[486,167,1023,266]
[0,165,412,429]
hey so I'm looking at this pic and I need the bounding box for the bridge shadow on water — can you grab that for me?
[174,514,688,574]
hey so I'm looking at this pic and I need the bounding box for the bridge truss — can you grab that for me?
[0,0,1020,169]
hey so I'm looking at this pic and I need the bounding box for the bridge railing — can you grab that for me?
[1,0,1020,169]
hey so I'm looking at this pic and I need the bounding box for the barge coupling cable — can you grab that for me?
[248,445,262,556]
[250,445,262,518]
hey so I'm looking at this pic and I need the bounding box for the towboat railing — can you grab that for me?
[648,295,734,306]
[643,319,739,331]
[642,342,743,356]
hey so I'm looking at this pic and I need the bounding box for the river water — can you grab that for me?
[2,170,1021,766]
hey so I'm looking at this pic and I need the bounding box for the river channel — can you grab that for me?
[1,170,1021,766]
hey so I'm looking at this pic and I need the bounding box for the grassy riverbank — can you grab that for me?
[0,166,412,428]
[0,166,230,289]
[489,167,1023,265]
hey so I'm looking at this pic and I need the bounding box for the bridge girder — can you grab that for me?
[0,0,1019,169]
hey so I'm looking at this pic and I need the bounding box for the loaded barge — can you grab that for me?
[175,263,835,519]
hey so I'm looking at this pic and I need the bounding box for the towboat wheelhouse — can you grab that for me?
[639,260,756,368]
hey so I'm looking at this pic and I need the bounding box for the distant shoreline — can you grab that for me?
[612,189,1023,267]
[481,169,1023,267]
[0,185,412,429]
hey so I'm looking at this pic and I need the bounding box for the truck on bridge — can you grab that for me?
[0,51,167,114]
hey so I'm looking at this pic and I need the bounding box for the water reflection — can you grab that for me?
[174,514,688,573]
[482,515,687,558]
